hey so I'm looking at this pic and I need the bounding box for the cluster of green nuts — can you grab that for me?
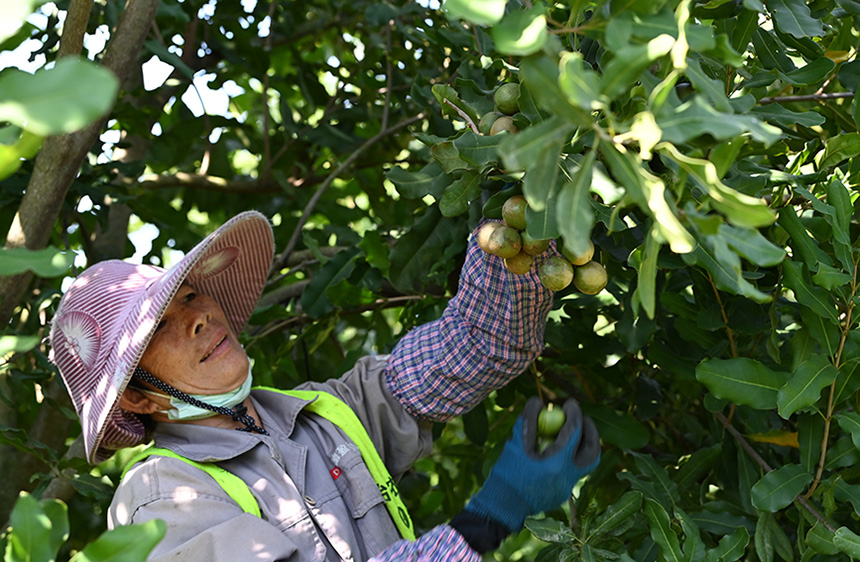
[476,194,609,294]
[479,82,520,136]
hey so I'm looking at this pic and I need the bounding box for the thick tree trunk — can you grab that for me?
[0,0,163,523]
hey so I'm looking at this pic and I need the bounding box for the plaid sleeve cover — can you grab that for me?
[384,221,555,422]
[369,524,481,562]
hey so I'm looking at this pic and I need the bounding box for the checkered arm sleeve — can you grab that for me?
[384,221,555,421]
[368,525,481,562]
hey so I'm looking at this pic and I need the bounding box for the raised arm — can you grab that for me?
[385,221,556,421]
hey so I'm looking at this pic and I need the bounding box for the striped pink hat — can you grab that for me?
[48,211,274,464]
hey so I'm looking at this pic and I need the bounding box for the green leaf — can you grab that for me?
[430,141,469,174]
[72,519,166,562]
[580,402,650,449]
[818,133,860,169]
[833,479,860,517]
[674,444,723,489]
[685,59,732,113]
[0,57,119,136]
[602,144,694,253]
[299,247,360,318]
[657,97,781,147]
[557,152,596,259]
[0,128,43,181]
[439,170,482,217]
[453,132,502,167]
[766,0,825,38]
[631,225,660,320]
[798,413,825,473]
[682,240,772,303]
[521,143,564,214]
[524,517,576,543]
[586,491,644,541]
[806,522,838,555]
[5,492,67,562]
[833,527,860,559]
[520,54,592,127]
[431,84,479,124]
[695,358,786,410]
[750,464,812,512]
[0,335,40,356]
[492,6,547,56]
[669,145,778,226]
[836,412,860,451]
[811,263,853,290]
[525,193,561,240]
[782,260,839,323]
[717,224,785,267]
[776,206,832,270]
[751,103,825,128]
[385,161,451,200]
[498,117,570,174]
[752,28,795,72]
[826,177,854,271]
[558,51,603,111]
[643,498,684,562]
[777,57,835,85]
[776,354,838,418]
[755,512,775,562]
[462,403,488,446]
[601,35,675,101]
[358,231,389,275]
[704,527,749,562]
[442,0,505,25]
[632,452,681,508]
[0,246,75,277]
[388,208,468,293]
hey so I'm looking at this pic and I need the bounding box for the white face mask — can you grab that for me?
[141,364,254,421]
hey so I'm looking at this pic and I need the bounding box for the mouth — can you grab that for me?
[201,335,227,362]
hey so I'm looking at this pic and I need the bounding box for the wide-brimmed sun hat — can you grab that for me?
[48,211,274,464]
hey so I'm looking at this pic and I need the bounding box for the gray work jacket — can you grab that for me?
[108,355,434,561]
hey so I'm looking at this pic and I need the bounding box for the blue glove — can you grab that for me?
[465,396,601,532]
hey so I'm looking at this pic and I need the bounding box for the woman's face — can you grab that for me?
[138,284,249,395]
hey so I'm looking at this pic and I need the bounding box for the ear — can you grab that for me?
[119,387,164,415]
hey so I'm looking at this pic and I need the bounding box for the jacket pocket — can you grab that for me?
[335,446,385,518]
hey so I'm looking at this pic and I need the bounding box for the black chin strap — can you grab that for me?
[132,367,269,436]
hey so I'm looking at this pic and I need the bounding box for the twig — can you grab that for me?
[707,273,737,358]
[808,258,859,497]
[270,112,426,273]
[382,22,393,132]
[759,92,854,104]
[443,99,479,134]
[714,411,836,532]
[259,0,277,177]
[245,295,426,345]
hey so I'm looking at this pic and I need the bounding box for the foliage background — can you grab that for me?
[4,0,860,560]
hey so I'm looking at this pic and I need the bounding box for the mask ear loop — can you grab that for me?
[132,367,268,435]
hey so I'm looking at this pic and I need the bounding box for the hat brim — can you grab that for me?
[87,211,274,463]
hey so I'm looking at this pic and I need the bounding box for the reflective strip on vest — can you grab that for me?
[121,447,261,518]
[121,389,415,541]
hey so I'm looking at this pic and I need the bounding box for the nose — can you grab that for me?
[189,306,210,336]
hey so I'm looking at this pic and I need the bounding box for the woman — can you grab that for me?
[49,211,599,561]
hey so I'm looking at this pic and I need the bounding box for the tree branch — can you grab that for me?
[270,112,426,273]
[714,411,836,532]
[759,92,854,104]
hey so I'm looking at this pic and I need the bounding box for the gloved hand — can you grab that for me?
[464,396,600,532]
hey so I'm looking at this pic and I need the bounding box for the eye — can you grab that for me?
[183,291,197,303]
[154,319,166,333]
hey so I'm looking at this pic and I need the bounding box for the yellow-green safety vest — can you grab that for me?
[122,388,415,541]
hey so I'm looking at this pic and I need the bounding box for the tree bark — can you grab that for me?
[0,0,163,523]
